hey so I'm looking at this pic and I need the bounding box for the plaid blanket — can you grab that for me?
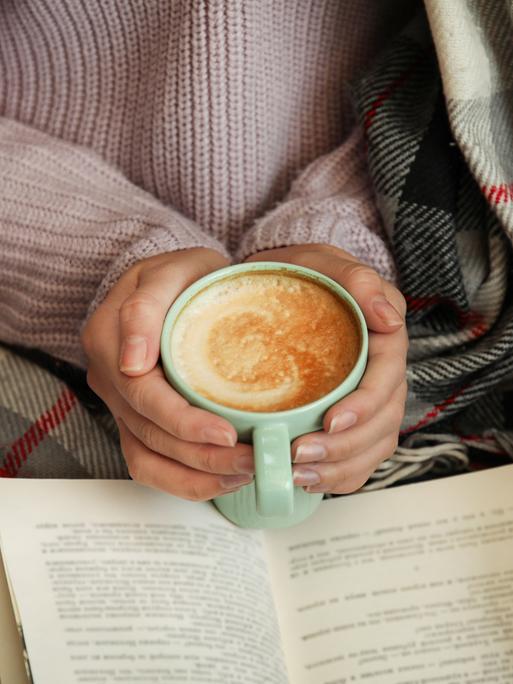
[0,345,127,479]
[354,1,513,487]
[1,0,512,486]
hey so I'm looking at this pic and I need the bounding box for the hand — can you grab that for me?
[245,244,408,494]
[82,248,255,500]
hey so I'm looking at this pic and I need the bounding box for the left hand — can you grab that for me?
[245,244,408,494]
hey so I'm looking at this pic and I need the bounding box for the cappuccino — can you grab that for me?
[170,271,361,412]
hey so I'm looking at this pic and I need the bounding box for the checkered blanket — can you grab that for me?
[0,346,127,479]
[1,1,512,486]
[354,1,513,486]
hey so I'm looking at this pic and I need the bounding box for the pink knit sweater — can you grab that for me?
[0,0,400,368]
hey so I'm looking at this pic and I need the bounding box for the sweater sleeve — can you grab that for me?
[236,124,397,283]
[0,118,229,368]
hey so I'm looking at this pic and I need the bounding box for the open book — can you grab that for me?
[1,465,513,684]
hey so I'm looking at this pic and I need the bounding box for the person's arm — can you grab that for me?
[236,124,397,283]
[0,118,251,499]
[0,117,229,368]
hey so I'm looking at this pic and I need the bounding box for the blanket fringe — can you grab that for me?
[363,432,513,491]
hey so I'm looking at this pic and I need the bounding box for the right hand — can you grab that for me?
[82,248,254,500]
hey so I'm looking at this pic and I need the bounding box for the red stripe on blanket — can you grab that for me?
[405,294,488,337]
[364,56,424,131]
[400,386,465,435]
[0,387,77,477]
[481,183,513,204]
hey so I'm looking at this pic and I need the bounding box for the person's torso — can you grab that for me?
[0,0,403,247]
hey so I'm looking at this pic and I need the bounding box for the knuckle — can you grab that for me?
[325,464,348,494]
[332,433,355,460]
[169,411,190,440]
[182,479,212,502]
[123,377,147,414]
[139,420,160,451]
[196,444,219,473]
[120,291,161,325]
[347,263,380,287]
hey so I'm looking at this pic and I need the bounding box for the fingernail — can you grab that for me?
[294,443,327,463]
[293,468,321,486]
[329,411,357,433]
[202,428,236,447]
[372,297,403,327]
[220,474,253,489]
[236,454,254,474]
[119,335,148,372]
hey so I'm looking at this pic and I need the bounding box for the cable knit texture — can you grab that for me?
[0,0,403,367]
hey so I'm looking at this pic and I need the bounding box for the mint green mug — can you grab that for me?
[160,262,368,528]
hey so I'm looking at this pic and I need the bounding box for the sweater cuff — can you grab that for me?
[236,126,397,283]
[88,223,229,323]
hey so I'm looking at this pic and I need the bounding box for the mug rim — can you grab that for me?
[160,262,369,419]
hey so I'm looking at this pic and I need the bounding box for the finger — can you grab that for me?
[115,393,254,475]
[292,435,398,494]
[120,367,238,445]
[117,264,194,376]
[89,362,238,447]
[293,381,407,465]
[323,327,408,433]
[118,419,253,500]
[118,249,227,376]
[118,289,168,375]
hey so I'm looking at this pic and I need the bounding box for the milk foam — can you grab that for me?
[171,272,360,412]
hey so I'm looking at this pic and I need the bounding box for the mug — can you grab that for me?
[160,262,368,528]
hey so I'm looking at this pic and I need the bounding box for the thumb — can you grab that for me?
[117,249,229,376]
[336,261,404,333]
[118,287,168,376]
[117,256,205,376]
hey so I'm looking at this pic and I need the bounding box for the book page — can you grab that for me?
[0,480,288,684]
[0,554,30,684]
[263,465,513,684]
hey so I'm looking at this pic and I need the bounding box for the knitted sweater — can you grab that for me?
[0,0,402,368]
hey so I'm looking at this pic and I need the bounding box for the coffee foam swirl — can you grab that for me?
[170,273,361,412]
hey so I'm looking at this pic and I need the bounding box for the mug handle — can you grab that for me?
[253,424,294,518]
